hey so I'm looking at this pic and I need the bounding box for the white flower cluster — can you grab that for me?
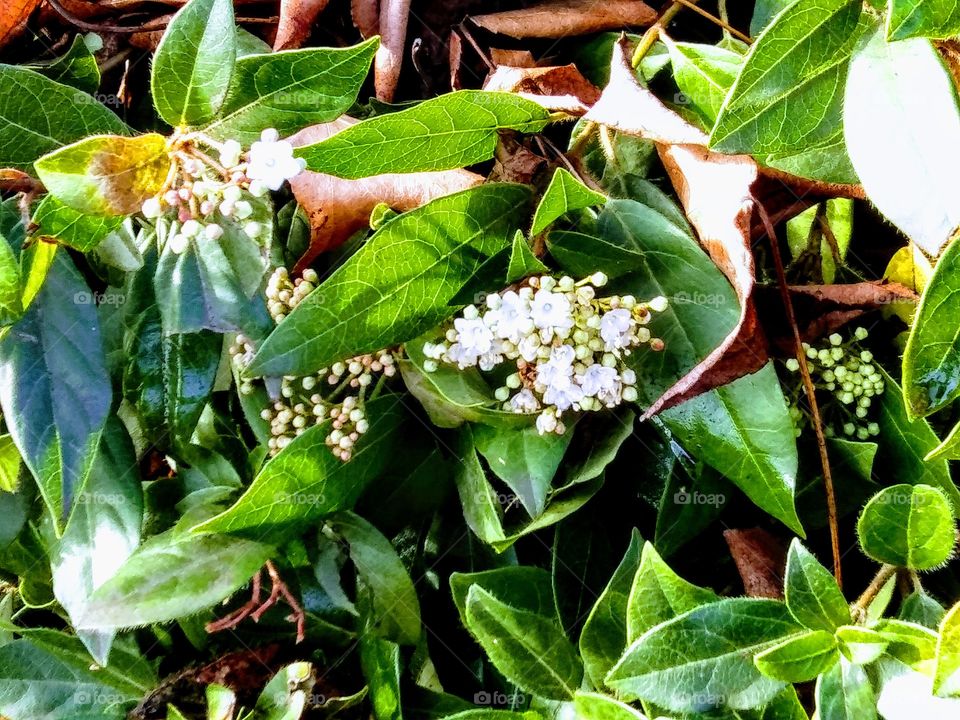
[141,129,304,254]
[784,327,884,440]
[230,267,398,461]
[424,273,667,435]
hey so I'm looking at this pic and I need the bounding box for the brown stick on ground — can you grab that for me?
[756,200,843,589]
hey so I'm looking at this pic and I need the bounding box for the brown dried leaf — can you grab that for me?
[287,121,483,269]
[471,0,656,39]
[449,29,464,90]
[723,528,786,599]
[274,0,331,50]
[351,0,381,39]
[490,48,537,68]
[375,0,411,101]
[484,63,600,115]
[0,0,39,48]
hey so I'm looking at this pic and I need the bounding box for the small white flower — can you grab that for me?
[141,197,163,218]
[600,308,634,350]
[536,345,575,387]
[454,317,494,357]
[510,389,540,413]
[518,334,541,363]
[204,223,224,240]
[543,375,584,411]
[168,233,189,254]
[579,364,619,397]
[489,290,533,343]
[219,139,243,168]
[531,289,573,331]
[478,349,504,372]
[648,295,669,312]
[246,130,305,191]
[536,410,558,435]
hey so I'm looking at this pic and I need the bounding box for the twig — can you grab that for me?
[852,564,897,616]
[672,0,752,44]
[205,561,305,643]
[46,0,274,33]
[631,1,686,67]
[756,200,843,588]
[455,23,495,72]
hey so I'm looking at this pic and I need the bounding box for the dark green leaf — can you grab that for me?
[150,0,236,126]
[530,168,606,236]
[32,195,124,252]
[450,566,557,623]
[816,658,876,720]
[249,184,533,377]
[784,539,850,632]
[28,36,100,94]
[360,635,403,720]
[295,92,550,178]
[754,629,839,682]
[900,591,946,629]
[506,231,548,283]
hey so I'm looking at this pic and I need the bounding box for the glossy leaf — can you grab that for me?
[835,625,888,665]
[463,585,583,701]
[0,65,128,170]
[754,629,839,682]
[196,397,404,536]
[626,540,717,643]
[844,27,960,256]
[506,230,548,283]
[888,0,960,40]
[206,39,378,143]
[664,39,741,126]
[0,231,20,326]
[331,511,421,645]
[35,133,170,216]
[784,539,850,632]
[899,591,946,629]
[816,658,876,720]
[452,427,507,544]
[573,691,648,720]
[450,566,557,623]
[856,484,956,570]
[711,0,863,183]
[580,530,643,687]
[77,531,272,630]
[607,598,802,713]
[903,236,960,417]
[28,36,100,94]
[150,0,236,126]
[249,184,532,376]
[0,252,110,527]
[31,195,124,252]
[295,91,550,178]
[934,601,960,696]
[359,634,402,720]
[530,168,606,236]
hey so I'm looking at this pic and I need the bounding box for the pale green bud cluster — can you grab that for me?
[424,273,667,435]
[230,266,397,461]
[783,327,884,441]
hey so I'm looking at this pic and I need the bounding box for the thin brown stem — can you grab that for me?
[672,0,752,44]
[852,564,897,616]
[756,200,843,589]
[631,1,685,67]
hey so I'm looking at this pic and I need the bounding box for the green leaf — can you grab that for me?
[28,36,100,94]
[900,590,946,629]
[150,0,236,126]
[626,540,717,643]
[195,397,404,536]
[51,418,143,665]
[0,639,137,719]
[785,199,853,284]
[506,230,548,283]
[35,133,170,216]
[359,635,402,720]
[249,184,533,376]
[0,65,128,171]
[750,0,794,34]
[596,199,802,533]
[903,236,960,416]
[874,619,939,666]
[573,691,648,720]
[754,629,839,682]
[711,0,863,184]
[440,712,538,720]
[0,232,21,327]
[463,585,583,701]
[78,531,272,630]
[122,308,221,451]
[856,484,956,569]
[784,539,850,632]
[580,530,643,688]
[835,625,888,665]
[473,422,571,517]
[331,511,421,645]
[607,598,802,713]
[816,658,876,720]
[295,91,550,178]
[844,27,960,256]
[664,39,741,126]
[934,602,960,696]
[0,252,110,527]
[452,427,506,544]
[0,435,20,493]
[205,39,378,143]
[255,662,312,720]
[888,0,960,40]
[875,368,960,511]
[530,168,606,236]
[31,195,124,252]
[450,567,557,623]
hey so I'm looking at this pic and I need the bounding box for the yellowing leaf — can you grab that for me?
[35,134,171,216]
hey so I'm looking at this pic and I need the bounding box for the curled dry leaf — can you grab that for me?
[0,0,40,48]
[723,528,787,599]
[287,121,483,270]
[490,48,537,68]
[375,0,411,101]
[483,64,601,115]
[351,0,381,39]
[274,0,331,51]
[471,0,656,39]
